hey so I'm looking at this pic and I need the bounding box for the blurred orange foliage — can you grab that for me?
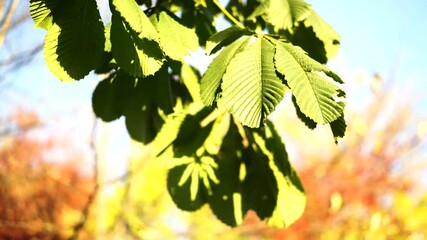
[0,110,94,239]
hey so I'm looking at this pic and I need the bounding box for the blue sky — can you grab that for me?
[314,0,427,88]
[315,0,427,115]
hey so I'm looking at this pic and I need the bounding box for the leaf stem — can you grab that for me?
[212,0,244,29]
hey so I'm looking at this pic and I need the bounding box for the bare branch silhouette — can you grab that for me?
[0,0,20,49]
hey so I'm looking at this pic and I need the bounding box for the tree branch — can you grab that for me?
[0,0,20,49]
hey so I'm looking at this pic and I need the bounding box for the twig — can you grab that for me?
[212,0,244,29]
[0,0,20,49]
[0,43,43,67]
[0,43,43,87]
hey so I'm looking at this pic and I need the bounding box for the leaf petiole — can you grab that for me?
[212,0,244,29]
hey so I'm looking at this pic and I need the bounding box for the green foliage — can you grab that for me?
[29,0,59,30]
[30,0,346,228]
[36,0,105,82]
[302,10,341,61]
[110,12,164,77]
[248,0,311,31]
[157,105,305,227]
[221,37,285,128]
[273,39,344,124]
[111,0,158,39]
[205,25,251,55]
[201,36,251,106]
[92,67,173,143]
[151,11,199,61]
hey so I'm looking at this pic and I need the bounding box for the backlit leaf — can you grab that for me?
[249,0,311,31]
[261,121,306,227]
[111,13,164,77]
[222,37,286,127]
[150,103,209,156]
[123,67,171,143]
[29,0,59,30]
[205,25,251,55]
[93,67,173,143]
[153,11,199,61]
[303,10,341,60]
[43,0,105,81]
[274,39,344,124]
[200,36,251,106]
[181,63,201,102]
[111,0,158,40]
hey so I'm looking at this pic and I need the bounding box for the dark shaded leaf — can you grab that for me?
[44,0,105,81]
[330,113,346,144]
[241,129,278,219]
[292,95,317,129]
[205,26,251,55]
[207,117,244,226]
[167,163,207,211]
[111,13,164,77]
[92,71,135,121]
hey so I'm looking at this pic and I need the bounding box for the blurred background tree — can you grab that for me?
[0,110,96,239]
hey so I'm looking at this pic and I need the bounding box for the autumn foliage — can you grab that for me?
[0,110,94,239]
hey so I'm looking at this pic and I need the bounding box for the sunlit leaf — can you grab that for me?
[111,0,158,40]
[29,0,59,30]
[181,63,201,102]
[29,0,350,230]
[274,39,344,124]
[292,95,317,129]
[249,0,311,31]
[152,11,199,61]
[222,37,286,127]
[200,36,251,106]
